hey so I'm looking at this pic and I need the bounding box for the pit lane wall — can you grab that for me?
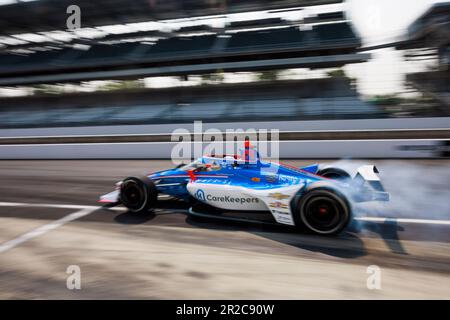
[0,118,449,159]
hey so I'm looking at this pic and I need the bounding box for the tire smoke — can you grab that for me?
[323,160,450,220]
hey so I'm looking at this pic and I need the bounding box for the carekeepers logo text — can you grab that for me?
[195,189,259,204]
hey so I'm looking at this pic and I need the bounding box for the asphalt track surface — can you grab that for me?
[0,160,449,299]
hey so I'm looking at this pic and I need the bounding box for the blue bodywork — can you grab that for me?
[148,156,326,200]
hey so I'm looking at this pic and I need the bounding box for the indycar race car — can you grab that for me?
[100,142,389,235]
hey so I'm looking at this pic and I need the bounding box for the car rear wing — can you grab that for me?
[351,165,389,202]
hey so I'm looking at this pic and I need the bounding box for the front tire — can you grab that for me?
[295,188,351,235]
[119,177,158,213]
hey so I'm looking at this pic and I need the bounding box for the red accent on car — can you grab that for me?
[188,169,196,181]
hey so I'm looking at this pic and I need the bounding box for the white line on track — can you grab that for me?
[355,216,450,225]
[0,201,449,254]
[0,202,129,253]
[0,201,98,210]
[0,202,448,226]
[0,201,125,211]
[0,207,96,254]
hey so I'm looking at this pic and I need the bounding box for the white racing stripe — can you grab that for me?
[0,207,96,253]
[356,216,450,225]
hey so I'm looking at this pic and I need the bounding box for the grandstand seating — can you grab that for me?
[225,23,358,52]
[0,96,383,129]
[72,43,144,65]
[228,18,284,29]
[314,22,355,43]
[225,27,307,52]
[0,22,360,78]
[304,11,345,23]
[109,104,171,122]
[178,25,213,33]
[145,35,218,58]
[0,49,69,73]
[317,11,345,21]
[0,59,385,128]
[161,102,230,122]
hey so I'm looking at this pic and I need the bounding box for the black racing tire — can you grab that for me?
[119,177,158,213]
[294,188,351,235]
[317,167,351,181]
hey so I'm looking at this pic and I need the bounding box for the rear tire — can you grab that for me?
[295,188,351,235]
[119,177,158,213]
[317,167,351,181]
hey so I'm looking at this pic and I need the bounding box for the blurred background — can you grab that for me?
[0,1,449,300]
[0,0,448,130]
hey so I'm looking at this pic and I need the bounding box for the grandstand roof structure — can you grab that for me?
[0,20,369,85]
[0,0,343,35]
[0,0,370,86]
[397,2,450,110]
[397,1,450,50]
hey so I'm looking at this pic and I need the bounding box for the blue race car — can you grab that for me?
[100,144,389,235]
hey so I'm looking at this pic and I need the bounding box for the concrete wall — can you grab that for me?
[0,118,448,159]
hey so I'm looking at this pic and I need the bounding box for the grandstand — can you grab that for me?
[0,0,343,35]
[0,20,365,85]
[397,2,450,111]
[0,0,382,128]
[0,78,383,128]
